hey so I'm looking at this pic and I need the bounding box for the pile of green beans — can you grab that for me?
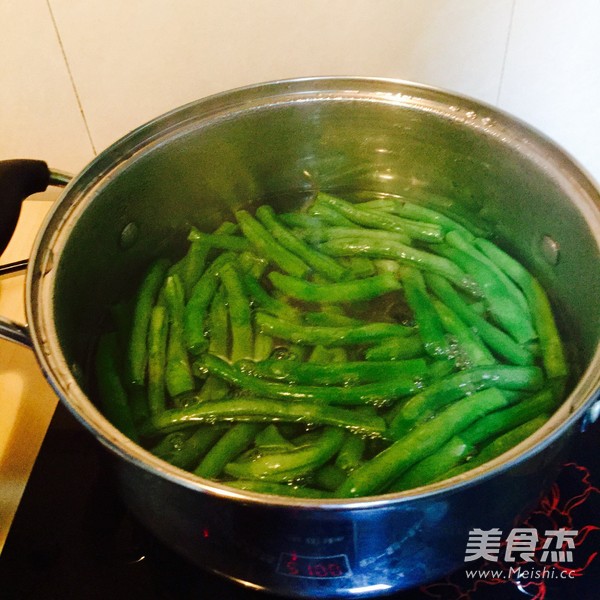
[95,191,570,499]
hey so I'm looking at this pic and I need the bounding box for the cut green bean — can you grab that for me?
[188,229,251,252]
[163,275,195,397]
[195,422,262,478]
[208,286,229,358]
[225,427,346,483]
[432,299,495,367]
[425,273,534,366]
[147,305,169,415]
[313,464,348,491]
[364,336,425,361]
[96,332,138,442]
[445,230,530,315]
[256,311,414,347]
[474,238,568,379]
[268,271,401,304]
[389,386,557,490]
[235,210,311,277]
[307,199,356,227]
[225,480,331,498]
[239,357,429,386]
[401,267,450,357]
[240,270,298,319]
[360,198,475,237]
[197,353,422,406]
[151,425,227,469]
[335,433,366,472]
[443,415,549,481]
[126,258,170,386]
[184,252,234,355]
[316,192,444,243]
[256,205,348,281]
[143,397,387,438]
[388,365,544,439]
[318,237,479,295]
[336,387,511,497]
[435,243,536,344]
[220,262,253,362]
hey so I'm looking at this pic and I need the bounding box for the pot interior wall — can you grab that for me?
[47,90,600,399]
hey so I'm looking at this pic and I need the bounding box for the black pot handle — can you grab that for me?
[0,159,51,257]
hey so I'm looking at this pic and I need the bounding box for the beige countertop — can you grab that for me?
[0,194,59,553]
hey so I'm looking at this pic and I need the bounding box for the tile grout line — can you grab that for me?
[45,0,98,156]
[495,0,518,107]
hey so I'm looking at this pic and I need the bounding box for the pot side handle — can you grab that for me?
[0,160,51,257]
[0,159,71,347]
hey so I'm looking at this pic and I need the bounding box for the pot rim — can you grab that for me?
[26,75,600,510]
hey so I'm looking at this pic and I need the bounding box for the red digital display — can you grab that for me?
[277,553,351,579]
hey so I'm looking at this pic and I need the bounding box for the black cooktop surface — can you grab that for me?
[2,403,599,600]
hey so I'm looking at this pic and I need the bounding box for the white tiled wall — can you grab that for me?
[2,0,599,181]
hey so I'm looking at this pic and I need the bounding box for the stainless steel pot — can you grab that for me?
[2,77,600,598]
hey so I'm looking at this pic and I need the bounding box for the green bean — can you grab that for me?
[442,415,549,482]
[147,305,169,415]
[180,239,210,299]
[126,258,170,385]
[432,299,495,367]
[225,480,332,498]
[195,374,229,402]
[277,212,327,230]
[240,270,298,319]
[340,256,377,278]
[474,238,568,379]
[254,331,274,362]
[239,357,429,386]
[360,198,475,237]
[195,422,262,478]
[307,199,356,227]
[256,205,348,281]
[435,243,536,344]
[143,397,387,438]
[96,332,138,442]
[302,310,364,328]
[461,386,556,449]
[220,262,253,362]
[400,189,492,237]
[467,415,548,465]
[389,386,557,490]
[312,464,348,491]
[300,226,412,247]
[308,345,347,363]
[235,210,311,277]
[255,311,414,347]
[188,229,251,252]
[335,433,366,471]
[163,275,195,397]
[184,252,234,355]
[388,365,544,439]
[445,230,530,315]
[225,427,346,483]
[401,267,449,357]
[388,435,472,492]
[197,353,422,406]
[316,192,444,243]
[151,425,227,469]
[268,271,401,304]
[335,387,511,497]
[254,424,295,451]
[318,237,479,295]
[208,286,229,358]
[425,273,534,366]
[364,336,425,361]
